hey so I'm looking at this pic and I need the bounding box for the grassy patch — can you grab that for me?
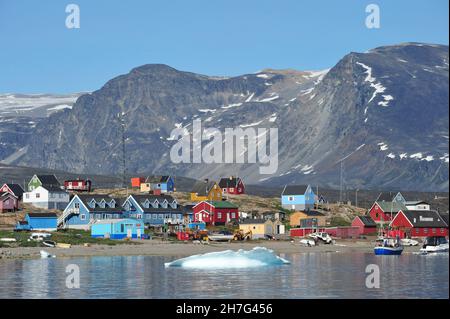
[0,229,141,248]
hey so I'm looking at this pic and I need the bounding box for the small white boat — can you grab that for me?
[419,236,449,254]
[40,250,56,258]
[401,238,419,246]
[43,240,56,247]
[299,238,316,247]
[0,238,17,242]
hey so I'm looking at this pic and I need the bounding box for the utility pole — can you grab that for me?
[119,112,127,189]
[339,161,344,204]
[355,189,359,208]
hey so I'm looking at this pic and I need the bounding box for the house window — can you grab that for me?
[165,213,170,219]
[80,214,86,221]
[432,228,436,234]
[26,194,30,199]
[75,203,80,209]
[424,228,428,234]
[223,188,227,192]
[217,213,222,219]
[158,214,163,219]
[137,214,142,219]
[231,213,235,219]
[152,214,157,219]
[288,196,294,201]
[36,193,40,198]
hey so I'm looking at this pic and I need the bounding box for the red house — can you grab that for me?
[0,192,19,213]
[390,210,448,238]
[64,179,92,192]
[193,201,239,225]
[351,216,377,235]
[0,183,24,200]
[131,177,145,188]
[218,177,245,195]
[368,201,407,223]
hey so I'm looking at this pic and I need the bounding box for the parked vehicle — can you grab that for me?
[309,232,333,244]
[29,233,52,241]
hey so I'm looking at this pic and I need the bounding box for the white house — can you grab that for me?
[23,185,70,210]
[405,201,431,211]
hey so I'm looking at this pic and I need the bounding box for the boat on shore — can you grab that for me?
[419,236,449,254]
[374,237,404,255]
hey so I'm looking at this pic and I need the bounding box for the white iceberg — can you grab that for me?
[164,247,290,269]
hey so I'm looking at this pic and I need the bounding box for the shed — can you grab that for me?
[91,218,144,239]
[239,219,275,239]
[16,213,58,231]
[351,216,377,235]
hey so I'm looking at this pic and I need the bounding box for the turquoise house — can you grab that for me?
[91,218,144,239]
[15,213,58,231]
[281,185,316,211]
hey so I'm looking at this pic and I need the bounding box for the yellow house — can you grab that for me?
[190,180,222,201]
[239,219,283,239]
[289,210,326,227]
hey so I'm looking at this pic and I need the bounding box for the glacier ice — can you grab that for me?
[164,247,290,269]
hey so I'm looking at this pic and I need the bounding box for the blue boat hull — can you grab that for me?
[374,247,403,255]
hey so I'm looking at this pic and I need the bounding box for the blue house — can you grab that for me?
[15,213,58,231]
[146,176,175,193]
[91,218,144,239]
[123,194,183,226]
[59,195,125,229]
[281,185,316,211]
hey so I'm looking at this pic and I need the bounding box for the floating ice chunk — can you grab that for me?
[387,153,396,159]
[164,247,290,269]
[410,152,423,159]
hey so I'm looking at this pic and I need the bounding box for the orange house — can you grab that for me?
[131,177,145,188]
[190,180,222,201]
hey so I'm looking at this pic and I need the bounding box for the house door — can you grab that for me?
[137,228,142,238]
[127,227,132,238]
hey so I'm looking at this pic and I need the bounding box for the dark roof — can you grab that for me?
[301,210,324,217]
[218,177,241,188]
[27,213,57,218]
[36,175,60,187]
[401,210,448,228]
[240,218,266,224]
[5,184,24,196]
[141,208,183,213]
[146,176,171,183]
[42,185,66,192]
[76,195,125,212]
[376,192,397,202]
[131,194,175,203]
[405,200,430,206]
[437,212,449,227]
[0,192,16,199]
[358,216,377,227]
[191,180,217,196]
[282,185,309,196]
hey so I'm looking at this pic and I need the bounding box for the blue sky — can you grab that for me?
[0,0,448,93]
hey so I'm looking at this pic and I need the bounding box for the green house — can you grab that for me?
[28,174,61,191]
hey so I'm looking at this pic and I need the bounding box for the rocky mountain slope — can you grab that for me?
[8,43,449,191]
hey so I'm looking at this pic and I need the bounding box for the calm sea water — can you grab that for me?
[0,252,447,299]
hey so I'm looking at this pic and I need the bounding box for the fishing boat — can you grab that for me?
[207,231,234,242]
[40,250,56,258]
[0,238,17,242]
[374,237,404,255]
[419,236,449,254]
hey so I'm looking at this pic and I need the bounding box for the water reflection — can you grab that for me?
[0,253,447,299]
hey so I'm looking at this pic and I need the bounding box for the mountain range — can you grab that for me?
[1,42,448,191]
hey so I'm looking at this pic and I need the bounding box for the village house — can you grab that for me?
[190,179,222,201]
[261,211,287,222]
[122,194,183,226]
[91,218,144,239]
[192,201,239,225]
[218,176,245,195]
[131,177,146,188]
[289,210,326,228]
[15,213,58,231]
[146,176,175,194]
[23,185,69,210]
[0,183,25,200]
[27,174,61,191]
[368,200,408,223]
[64,178,92,192]
[0,192,19,213]
[351,215,377,235]
[389,210,449,238]
[405,200,431,211]
[281,185,316,211]
[239,219,284,239]
[59,195,125,229]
